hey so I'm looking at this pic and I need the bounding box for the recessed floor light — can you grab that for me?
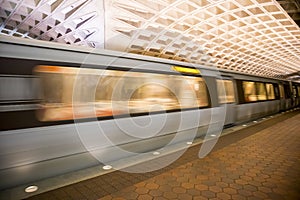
[102,165,112,170]
[186,142,193,145]
[153,151,160,155]
[25,185,38,193]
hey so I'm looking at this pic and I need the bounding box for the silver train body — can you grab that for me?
[0,36,299,190]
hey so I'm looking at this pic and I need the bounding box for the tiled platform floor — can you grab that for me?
[28,111,300,200]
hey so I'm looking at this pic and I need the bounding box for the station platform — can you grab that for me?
[26,110,300,200]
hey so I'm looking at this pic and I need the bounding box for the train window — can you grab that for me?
[279,84,285,99]
[243,81,257,102]
[256,82,267,100]
[34,65,208,121]
[266,84,275,100]
[216,79,235,104]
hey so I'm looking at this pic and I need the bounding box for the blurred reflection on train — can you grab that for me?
[34,65,208,121]
[0,36,299,190]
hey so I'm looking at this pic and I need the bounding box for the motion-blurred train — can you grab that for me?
[0,36,299,190]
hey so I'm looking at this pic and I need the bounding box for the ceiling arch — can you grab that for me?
[0,0,299,80]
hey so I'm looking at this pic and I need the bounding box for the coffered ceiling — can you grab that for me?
[1,0,299,80]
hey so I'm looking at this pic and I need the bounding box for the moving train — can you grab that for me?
[0,36,299,190]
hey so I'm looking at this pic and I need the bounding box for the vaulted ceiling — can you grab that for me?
[1,0,300,80]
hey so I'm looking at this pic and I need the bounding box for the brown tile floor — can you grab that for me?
[27,110,300,200]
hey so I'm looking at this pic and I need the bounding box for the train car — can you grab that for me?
[279,81,296,110]
[0,36,296,190]
[292,82,300,107]
[219,72,281,124]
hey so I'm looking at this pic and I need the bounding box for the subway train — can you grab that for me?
[0,36,300,190]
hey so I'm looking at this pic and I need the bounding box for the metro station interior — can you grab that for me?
[0,0,300,200]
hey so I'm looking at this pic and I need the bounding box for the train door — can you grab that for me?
[216,78,236,126]
[279,83,286,111]
[298,85,300,107]
[292,83,300,107]
[283,83,292,110]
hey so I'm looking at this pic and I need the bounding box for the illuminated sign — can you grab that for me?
[172,66,200,75]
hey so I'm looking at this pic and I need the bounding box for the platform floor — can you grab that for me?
[27,111,300,200]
